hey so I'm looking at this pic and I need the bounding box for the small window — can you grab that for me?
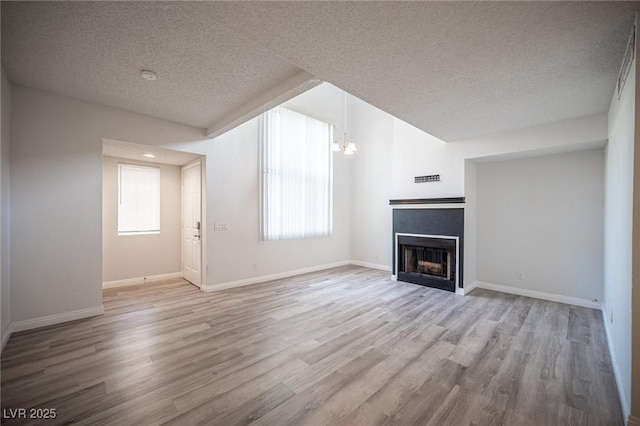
[118,163,160,235]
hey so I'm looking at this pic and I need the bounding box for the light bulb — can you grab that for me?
[346,142,357,153]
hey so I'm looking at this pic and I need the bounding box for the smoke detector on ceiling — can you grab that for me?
[140,70,157,81]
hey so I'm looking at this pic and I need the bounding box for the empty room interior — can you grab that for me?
[1,2,640,425]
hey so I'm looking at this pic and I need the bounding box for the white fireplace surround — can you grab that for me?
[392,232,460,292]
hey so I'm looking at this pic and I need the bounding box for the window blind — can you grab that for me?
[118,163,160,235]
[261,107,333,240]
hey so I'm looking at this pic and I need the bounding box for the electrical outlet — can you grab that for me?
[214,222,229,231]
[516,272,524,280]
[252,263,257,271]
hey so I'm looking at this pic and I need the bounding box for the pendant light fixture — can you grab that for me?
[332,92,357,155]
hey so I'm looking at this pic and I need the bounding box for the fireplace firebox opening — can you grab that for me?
[396,234,458,292]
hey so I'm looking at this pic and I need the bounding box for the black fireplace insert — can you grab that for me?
[397,235,457,292]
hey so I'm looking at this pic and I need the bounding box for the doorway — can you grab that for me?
[101,139,206,290]
[182,161,203,287]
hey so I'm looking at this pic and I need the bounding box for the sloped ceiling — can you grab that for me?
[2,1,638,141]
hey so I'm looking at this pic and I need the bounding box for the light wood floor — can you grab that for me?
[1,266,622,425]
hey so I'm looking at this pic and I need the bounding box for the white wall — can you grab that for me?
[8,83,356,326]
[10,86,204,324]
[348,109,608,274]
[1,67,11,344]
[476,149,604,301]
[281,83,345,129]
[463,160,477,288]
[102,156,182,283]
[205,85,352,288]
[633,18,640,421]
[604,23,635,420]
[391,113,608,200]
[346,93,609,303]
[386,115,608,296]
[274,83,396,277]
[350,96,393,270]
[392,121,463,199]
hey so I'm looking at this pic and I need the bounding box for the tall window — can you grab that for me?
[118,163,160,235]
[261,107,333,240]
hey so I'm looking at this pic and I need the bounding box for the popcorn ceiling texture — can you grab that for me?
[2,1,638,141]
[215,1,638,141]
[102,139,201,167]
[0,2,302,130]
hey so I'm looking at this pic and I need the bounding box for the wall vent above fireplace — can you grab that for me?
[415,174,440,183]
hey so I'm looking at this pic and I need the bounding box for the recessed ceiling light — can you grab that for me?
[143,153,156,158]
[140,70,157,81]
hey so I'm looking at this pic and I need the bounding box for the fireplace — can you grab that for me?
[396,234,458,292]
[392,206,464,292]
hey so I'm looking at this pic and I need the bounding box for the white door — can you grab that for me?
[182,163,202,287]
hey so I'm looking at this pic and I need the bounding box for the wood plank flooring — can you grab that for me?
[1,265,623,425]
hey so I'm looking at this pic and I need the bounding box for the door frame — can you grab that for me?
[181,158,207,290]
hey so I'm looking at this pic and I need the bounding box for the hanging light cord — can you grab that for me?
[343,92,347,141]
[331,91,356,155]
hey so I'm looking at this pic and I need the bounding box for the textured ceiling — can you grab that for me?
[216,1,638,140]
[103,139,201,167]
[1,1,306,129]
[2,1,639,141]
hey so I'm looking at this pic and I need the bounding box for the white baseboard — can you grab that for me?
[203,261,351,292]
[349,260,392,272]
[103,272,182,289]
[456,280,478,295]
[10,305,104,334]
[601,306,630,422]
[473,281,601,310]
[1,323,14,353]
